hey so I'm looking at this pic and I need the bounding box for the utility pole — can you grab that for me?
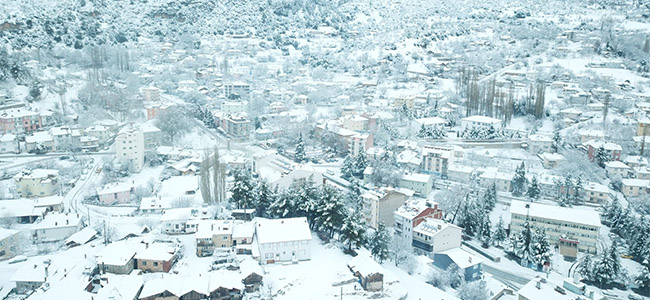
[642,125,648,156]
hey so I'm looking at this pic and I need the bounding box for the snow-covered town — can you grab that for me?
[1,0,650,299]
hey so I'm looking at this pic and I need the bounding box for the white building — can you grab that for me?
[527,134,553,153]
[0,133,18,153]
[400,173,433,196]
[460,115,502,131]
[115,125,145,172]
[605,160,631,178]
[509,200,600,254]
[394,199,442,242]
[142,86,161,102]
[14,169,59,198]
[420,146,458,177]
[255,217,312,264]
[411,117,446,133]
[32,212,83,243]
[411,218,463,256]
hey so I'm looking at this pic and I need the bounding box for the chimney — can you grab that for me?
[145,243,149,249]
[535,280,541,289]
[55,222,58,226]
[66,219,69,225]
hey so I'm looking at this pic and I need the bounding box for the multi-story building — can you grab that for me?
[460,115,502,131]
[605,161,630,178]
[224,81,251,100]
[255,217,311,264]
[394,199,442,242]
[584,182,609,204]
[411,218,462,256]
[420,146,456,177]
[349,133,373,157]
[621,178,649,197]
[31,212,83,243]
[223,114,251,139]
[0,108,42,134]
[509,200,600,254]
[115,125,145,172]
[0,133,18,153]
[84,125,111,145]
[195,220,234,257]
[221,100,249,115]
[50,126,82,152]
[14,169,59,198]
[362,188,412,229]
[400,173,433,196]
[527,134,553,153]
[142,86,161,103]
[96,183,134,205]
[342,115,370,132]
[583,139,622,162]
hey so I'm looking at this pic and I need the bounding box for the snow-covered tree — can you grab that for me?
[294,176,320,228]
[478,214,492,247]
[339,209,367,253]
[511,222,534,265]
[368,222,391,263]
[341,154,355,180]
[156,106,192,144]
[269,186,297,218]
[483,183,497,211]
[354,149,367,177]
[595,146,609,168]
[512,162,527,196]
[230,168,255,214]
[294,133,306,163]
[635,264,650,294]
[593,240,625,287]
[390,234,413,266]
[527,176,540,202]
[254,179,274,218]
[458,280,488,300]
[551,130,562,153]
[447,263,465,288]
[492,216,508,247]
[530,228,552,267]
[315,185,345,238]
[572,176,584,205]
[577,254,594,282]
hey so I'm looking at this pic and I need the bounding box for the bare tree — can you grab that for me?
[1,211,16,229]
[200,147,226,204]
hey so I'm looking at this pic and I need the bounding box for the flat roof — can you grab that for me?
[509,200,600,227]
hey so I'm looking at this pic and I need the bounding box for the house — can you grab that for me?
[394,198,443,242]
[84,125,112,144]
[638,117,650,136]
[97,182,134,205]
[79,136,99,151]
[605,161,631,178]
[478,169,513,192]
[139,197,171,214]
[95,271,144,300]
[242,272,263,293]
[116,125,145,172]
[347,255,386,292]
[222,113,251,139]
[138,277,180,300]
[517,277,604,300]
[362,188,412,229]
[96,240,138,274]
[142,86,161,102]
[195,220,234,257]
[161,208,199,234]
[0,133,18,153]
[411,218,463,256]
[50,126,82,151]
[559,108,582,121]
[25,131,54,153]
[539,152,565,169]
[232,222,254,254]
[11,261,49,293]
[509,200,600,254]
[0,228,19,260]
[583,139,622,162]
[583,182,610,204]
[447,164,474,182]
[0,200,48,224]
[634,167,650,180]
[14,169,59,198]
[342,114,371,132]
[460,115,502,131]
[400,172,433,196]
[527,134,553,153]
[31,212,83,243]
[621,178,649,197]
[624,155,648,169]
[64,227,97,248]
[135,243,178,273]
[142,121,162,150]
[433,248,483,281]
[577,129,606,143]
[255,217,312,264]
[208,271,244,300]
[0,108,42,134]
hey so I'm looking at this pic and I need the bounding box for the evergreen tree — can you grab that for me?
[492,216,508,247]
[526,176,541,202]
[457,199,481,236]
[253,179,275,218]
[511,222,534,265]
[572,176,584,205]
[593,240,625,287]
[478,214,492,247]
[295,176,319,228]
[602,199,623,226]
[354,149,367,177]
[635,264,650,294]
[551,130,562,153]
[269,186,297,218]
[295,133,306,163]
[346,178,363,210]
[512,162,527,196]
[595,146,609,168]
[577,254,594,282]
[447,263,465,289]
[230,168,255,215]
[530,228,552,266]
[483,183,497,211]
[253,117,262,130]
[340,209,367,252]
[315,185,345,238]
[341,154,355,180]
[417,124,430,138]
[368,222,391,263]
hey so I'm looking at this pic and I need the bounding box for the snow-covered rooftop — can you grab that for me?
[255,217,311,244]
[509,200,601,227]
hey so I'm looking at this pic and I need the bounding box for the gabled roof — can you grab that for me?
[254,217,311,244]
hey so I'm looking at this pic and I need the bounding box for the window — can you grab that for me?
[222,236,228,241]
[142,261,147,266]
[153,262,159,267]
[265,253,273,259]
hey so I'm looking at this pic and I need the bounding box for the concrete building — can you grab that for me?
[605,160,631,178]
[24,131,54,153]
[224,81,251,100]
[460,115,502,131]
[0,228,19,260]
[509,200,600,254]
[135,243,177,273]
[14,169,59,198]
[32,212,83,243]
[195,220,234,257]
[96,241,138,274]
[142,86,161,102]
[223,113,251,139]
[97,182,134,205]
[527,134,553,153]
[420,146,457,177]
[411,218,463,256]
[583,139,622,162]
[539,152,565,169]
[621,178,649,197]
[0,108,42,134]
[447,164,474,183]
[362,188,412,229]
[255,217,312,264]
[400,173,433,196]
[0,133,18,153]
[115,125,145,172]
[394,199,443,242]
[584,182,610,204]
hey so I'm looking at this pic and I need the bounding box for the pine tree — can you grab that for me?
[593,240,625,287]
[492,216,508,247]
[340,209,367,252]
[483,183,497,211]
[295,176,319,228]
[635,264,650,294]
[530,228,552,267]
[417,124,430,138]
[368,222,391,263]
[551,130,561,153]
[511,222,534,265]
[526,176,541,202]
[315,185,345,238]
[230,168,255,214]
[512,162,528,196]
[254,179,275,218]
[572,176,584,205]
[346,178,363,210]
[478,214,492,247]
[596,146,609,168]
[354,149,367,177]
[457,199,481,236]
[577,254,594,282]
[295,133,306,163]
[269,186,297,218]
[447,263,465,289]
[341,154,355,180]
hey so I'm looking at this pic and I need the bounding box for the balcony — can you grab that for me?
[412,239,433,252]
